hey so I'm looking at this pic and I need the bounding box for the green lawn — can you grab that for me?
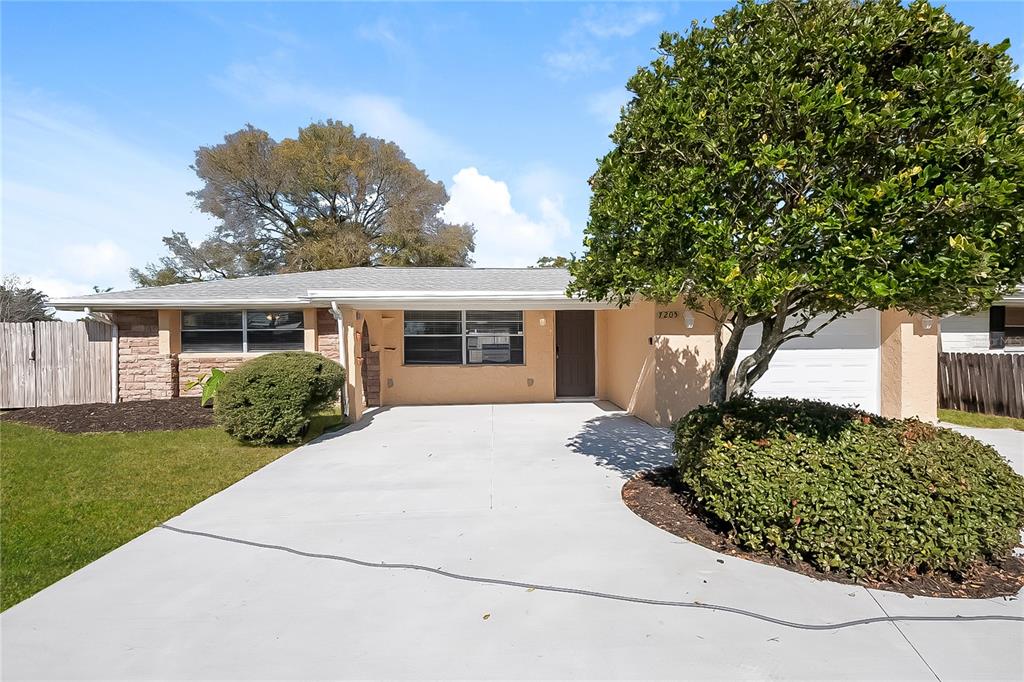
[0,414,343,611]
[938,409,1024,431]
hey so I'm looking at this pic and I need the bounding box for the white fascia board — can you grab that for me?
[306,289,569,299]
[305,289,620,310]
[49,298,308,310]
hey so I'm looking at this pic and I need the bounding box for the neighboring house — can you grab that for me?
[940,287,1024,353]
[51,267,937,425]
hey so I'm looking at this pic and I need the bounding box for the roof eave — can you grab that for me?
[48,297,309,311]
[305,289,617,310]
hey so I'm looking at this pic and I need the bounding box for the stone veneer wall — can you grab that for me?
[178,355,252,397]
[114,311,178,401]
[115,308,343,401]
[316,308,340,361]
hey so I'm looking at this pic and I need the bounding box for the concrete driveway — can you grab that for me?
[2,403,1021,680]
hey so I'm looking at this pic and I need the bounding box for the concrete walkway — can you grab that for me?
[2,403,1021,680]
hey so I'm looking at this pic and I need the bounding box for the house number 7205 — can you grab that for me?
[657,311,679,319]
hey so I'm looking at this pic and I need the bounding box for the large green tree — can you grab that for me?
[132,121,475,286]
[570,0,1024,404]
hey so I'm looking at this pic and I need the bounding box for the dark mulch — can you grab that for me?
[623,467,1024,600]
[1,398,216,434]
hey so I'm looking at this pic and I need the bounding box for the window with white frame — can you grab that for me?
[403,310,524,365]
[181,310,304,353]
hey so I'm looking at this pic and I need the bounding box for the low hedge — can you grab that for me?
[674,397,1024,578]
[214,352,345,445]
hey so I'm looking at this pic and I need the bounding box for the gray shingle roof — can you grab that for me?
[51,267,572,308]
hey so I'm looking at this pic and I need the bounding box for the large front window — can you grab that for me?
[181,310,304,353]
[403,310,524,365]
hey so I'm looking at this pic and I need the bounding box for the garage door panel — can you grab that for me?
[736,311,880,413]
[739,310,879,350]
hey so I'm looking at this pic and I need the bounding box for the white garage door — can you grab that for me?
[737,310,881,414]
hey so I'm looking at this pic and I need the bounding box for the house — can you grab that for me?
[940,286,1024,353]
[50,267,938,425]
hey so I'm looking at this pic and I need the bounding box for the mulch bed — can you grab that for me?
[623,467,1024,599]
[1,398,216,433]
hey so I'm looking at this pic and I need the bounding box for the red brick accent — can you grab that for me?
[113,310,178,401]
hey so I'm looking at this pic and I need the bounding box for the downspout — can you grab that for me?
[84,307,119,404]
[330,301,349,417]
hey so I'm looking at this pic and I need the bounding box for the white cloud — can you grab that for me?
[545,4,662,78]
[442,167,572,267]
[357,17,401,49]
[55,240,132,281]
[580,6,662,39]
[16,274,98,320]
[214,61,465,167]
[1,86,217,295]
[544,46,612,78]
[587,87,631,126]
[18,274,94,300]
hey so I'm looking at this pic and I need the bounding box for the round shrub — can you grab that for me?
[674,397,1024,578]
[214,352,345,445]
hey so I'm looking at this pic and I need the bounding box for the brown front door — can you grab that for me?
[556,310,595,397]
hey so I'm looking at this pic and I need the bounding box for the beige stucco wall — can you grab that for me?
[348,309,556,411]
[158,310,182,355]
[880,310,938,421]
[117,301,938,426]
[596,301,656,424]
[652,302,718,425]
[596,300,718,427]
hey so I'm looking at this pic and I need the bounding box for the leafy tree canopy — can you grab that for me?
[131,121,475,287]
[0,276,55,323]
[569,0,1024,403]
[534,255,570,268]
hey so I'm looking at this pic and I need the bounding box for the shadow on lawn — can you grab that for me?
[566,412,674,476]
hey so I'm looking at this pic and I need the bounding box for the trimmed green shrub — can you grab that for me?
[674,397,1024,578]
[215,352,345,445]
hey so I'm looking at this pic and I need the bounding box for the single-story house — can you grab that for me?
[940,286,1024,353]
[51,267,938,425]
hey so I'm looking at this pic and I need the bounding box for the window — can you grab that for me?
[181,310,304,353]
[403,310,524,365]
[465,311,524,364]
[995,306,1024,350]
[403,311,463,364]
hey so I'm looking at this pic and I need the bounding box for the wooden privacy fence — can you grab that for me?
[1,321,113,408]
[939,352,1024,419]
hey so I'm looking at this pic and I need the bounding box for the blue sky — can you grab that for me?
[3,1,1022,300]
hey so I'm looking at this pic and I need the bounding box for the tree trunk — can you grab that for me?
[709,317,747,405]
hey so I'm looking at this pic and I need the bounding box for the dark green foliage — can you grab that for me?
[571,0,1024,403]
[674,397,1024,577]
[215,352,345,445]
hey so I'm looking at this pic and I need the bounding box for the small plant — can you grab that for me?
[214,352,345,445]
[183,368,228,407]
[674,397,1024,579]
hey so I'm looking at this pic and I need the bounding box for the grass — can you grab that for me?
[938,408,1024,431]
[0,413,344,611]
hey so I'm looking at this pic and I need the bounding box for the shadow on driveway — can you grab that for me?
[566,410,674,476]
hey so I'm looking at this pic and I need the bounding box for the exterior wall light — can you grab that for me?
[923,316,934,330]
[684,311,695,329]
